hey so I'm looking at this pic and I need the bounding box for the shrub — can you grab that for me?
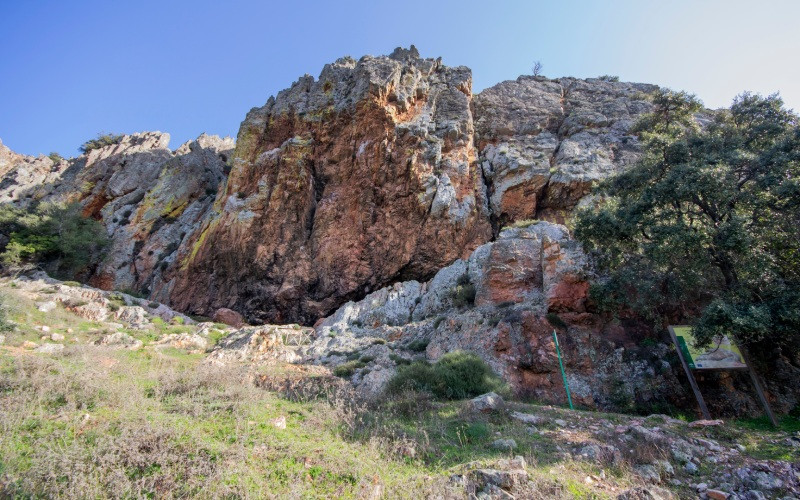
[148,302,160,309]
[433,316,446,329]
[386,351,506,400]
[333,360,366,378]
[598,75,620,82]
[388,353,411,365]
[507,219,539,229]
[407,339,429,352]
[48,152,64,163]
[450,274,476,309]
[78,133,124,153]
[546,312,567,329]
[0,202,109,279]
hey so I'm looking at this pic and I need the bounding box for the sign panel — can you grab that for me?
[672,326,747,370]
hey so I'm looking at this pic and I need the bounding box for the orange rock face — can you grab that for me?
[169,47,492,324]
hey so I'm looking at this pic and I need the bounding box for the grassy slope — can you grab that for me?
[1,283,798,499]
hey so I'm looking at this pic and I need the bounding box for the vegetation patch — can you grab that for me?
[386,351,507,400]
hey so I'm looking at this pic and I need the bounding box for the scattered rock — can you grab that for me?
[115,306,150,329]
[40,325,50,333]
[212,308,245,328]
[468,467,527,492]
[0,335,5,344]
[50,333,65,341]
[95,332,143,350]
[153,333,207,353]
[491,438,517,451]
[469,392,504,413]
[22,341,39,349]
[271,416,287,429]
[706,490,729,500]
[689,419,724,428]
[35,343,64,354]
[510,411,546,425]
[617,486,677,500]
[36,301,56,312]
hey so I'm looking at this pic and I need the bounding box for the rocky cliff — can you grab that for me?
[0,47,657,326]
[3,47,798,415]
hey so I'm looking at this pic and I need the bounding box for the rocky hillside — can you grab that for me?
[4,47,798,418]
[0,46,655,327]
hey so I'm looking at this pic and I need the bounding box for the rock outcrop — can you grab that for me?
[309,221,690,408]
[169,47,493,324]
[0,132,234,300]
[475,76,656,225]
[0,48,660,328]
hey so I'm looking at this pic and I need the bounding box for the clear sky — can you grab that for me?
[2,0,799,157]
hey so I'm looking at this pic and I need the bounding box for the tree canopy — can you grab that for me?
[575,90,800,349]
[0,202,109,280]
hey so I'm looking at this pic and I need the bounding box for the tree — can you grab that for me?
[532,61,543,77]
[0,202,109,279]
[574,89,800,349]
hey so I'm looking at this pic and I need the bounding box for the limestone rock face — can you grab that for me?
[474,76,657,225]
[169,46,492,324]
[313,222,686,408]
[0,132,234,299]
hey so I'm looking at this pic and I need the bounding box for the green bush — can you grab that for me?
[545,312,567,329]
[407,339,429,352]
[386,351,506,400]
[333,360,366,378]
[78,133,124,153]
[0,202,109,279]
[598,75,620,82]
[451,274,476,309]
[48,152,64,163]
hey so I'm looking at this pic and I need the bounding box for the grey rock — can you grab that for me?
[34,343,64,354]
[616,486,677,500]
[36,301,57,312]
[491,438,517,451]
[95,332,143,350]
[469,392,504,412]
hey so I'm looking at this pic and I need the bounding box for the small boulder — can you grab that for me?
[115,306,149,329]
[491,438,517,451]
[153,333,208,353]
[469,468,527,491]
[0,334,5,344]
[707,490,730,500]
[22,341,39,349]
[41,325,51,333]
[468,392,504,413]
[50,333,65,341]
[35,343,64,354]
[510,411,545,425]
[689,419,724,428]
[95,332,143,350]
[36,301,57,313]
[617,486,677,500]
[271,416,287,429]
[212,307,245,327]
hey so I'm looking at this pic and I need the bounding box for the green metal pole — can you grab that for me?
[553,330,574,410]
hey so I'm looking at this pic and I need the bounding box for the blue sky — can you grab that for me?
[2,0,799,157]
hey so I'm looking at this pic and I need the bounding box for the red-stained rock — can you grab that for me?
[169,47,492,324]
[212,308,245,327]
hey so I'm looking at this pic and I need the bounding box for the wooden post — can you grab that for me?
[739,347,779,428]
[668,326,711,420]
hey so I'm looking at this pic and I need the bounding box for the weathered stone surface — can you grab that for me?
[212,308,245,328]
[474,76,657,225]
[206,324,313,365]
[95,331,143,350]
[311,221,686,407]
[170,46,492,324]
[468,392,504,413]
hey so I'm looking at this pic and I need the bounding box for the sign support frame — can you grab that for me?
[668,325,778,427]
